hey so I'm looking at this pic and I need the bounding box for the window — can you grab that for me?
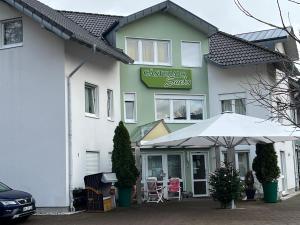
[222,151,249,178]
[181,41,202,67]
[85,83,98,116]
[126,38,171,65]
[124,93,137,123]
[107,89,114,120]
[167,155,182,179]
[86,151,100,175]
[1,19,23,48]
[219,93,246,115]
[237,152,249,178]
[155,94,205,123]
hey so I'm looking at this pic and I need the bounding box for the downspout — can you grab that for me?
[67,44,96,211]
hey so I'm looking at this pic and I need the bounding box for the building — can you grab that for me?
[0,0,131,211]
[0,0,299,210]
[100,1,299,197]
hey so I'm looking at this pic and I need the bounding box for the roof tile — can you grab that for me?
[206,32,287,67]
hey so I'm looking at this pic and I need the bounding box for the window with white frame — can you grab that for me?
[86,151,100,175]
[1,18,23,48]
[85,83,98,116]
[126,38,171,65]
[181,41,202,67]
[124,93,137,123]
[222,151,250,178]
[219,93,246,115]
[107,89,114,120]
[155,94,205,123]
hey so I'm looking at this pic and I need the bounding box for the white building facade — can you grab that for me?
[0,0,131,210]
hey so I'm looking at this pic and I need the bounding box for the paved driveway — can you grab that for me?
[19,195,300,225]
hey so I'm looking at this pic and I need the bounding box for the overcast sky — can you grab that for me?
[39,0,300,35]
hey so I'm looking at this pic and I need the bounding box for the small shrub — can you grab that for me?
[209,162,242,208]
[245,171,255,190]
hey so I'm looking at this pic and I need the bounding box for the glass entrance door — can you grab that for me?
[280,151,288,193]
[191,153,208,197]
[144,153,183,198]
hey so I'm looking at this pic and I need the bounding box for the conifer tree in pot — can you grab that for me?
[252,143,280,203]
[112,121,139,207]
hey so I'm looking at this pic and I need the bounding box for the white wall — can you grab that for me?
[208,63,297,192]
[65,43,121,189]
[0,2,68,207]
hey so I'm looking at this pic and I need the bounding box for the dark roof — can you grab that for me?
[236,27,291,43]
[59,11,122,38]
[2,0,132,63]
[206,31,287,67]
[105,0,218,45]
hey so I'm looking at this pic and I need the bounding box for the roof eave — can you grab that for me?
[106,0,218,37]
[3,0,132,64]
[205,56,287,69]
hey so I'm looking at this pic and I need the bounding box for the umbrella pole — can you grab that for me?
[227,147,236,169]
[135,144,142,205]
[228,147,236,209]
[215,146,221,169]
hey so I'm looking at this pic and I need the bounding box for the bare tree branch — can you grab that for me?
[234,0,300,44]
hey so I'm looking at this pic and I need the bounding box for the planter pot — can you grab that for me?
[245,189,256,200]
[118,187,132,207]
[263,181,278,203]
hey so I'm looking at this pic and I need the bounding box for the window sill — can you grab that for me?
[164,120,203,124]
[125,121,137,124]
[131,62,172,67]
[181,65,202,68]
[0,43,23,50]
[107,118,114,122]
[85,113,99,119]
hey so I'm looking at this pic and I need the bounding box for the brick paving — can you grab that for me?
[19,195,300,225]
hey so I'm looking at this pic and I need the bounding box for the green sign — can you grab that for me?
[140,67,192,89]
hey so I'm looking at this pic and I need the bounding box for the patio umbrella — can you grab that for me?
[141,112,300,208]
[143,112,300,149]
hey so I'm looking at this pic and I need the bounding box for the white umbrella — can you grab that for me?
[142,112,300,209]
[143,112,300,148]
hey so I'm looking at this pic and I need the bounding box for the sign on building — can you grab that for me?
[140,67,192,89]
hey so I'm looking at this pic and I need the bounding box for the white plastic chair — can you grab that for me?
[146,177,164,203]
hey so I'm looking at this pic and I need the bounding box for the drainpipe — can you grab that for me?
[67,44,96,211]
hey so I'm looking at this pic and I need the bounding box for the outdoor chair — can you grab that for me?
[167,178,182,200]
[146,177,164,203]
[84,173,115,211]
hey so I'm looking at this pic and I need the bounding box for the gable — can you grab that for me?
[143,122,170,141]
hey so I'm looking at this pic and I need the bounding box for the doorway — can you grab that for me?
[143,153,184,198]
[280,151,288,194]
[191,152,209,197]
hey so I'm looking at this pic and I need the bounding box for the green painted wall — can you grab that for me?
[116,12,210,134]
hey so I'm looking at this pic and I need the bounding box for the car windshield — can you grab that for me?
[0,182,11,192]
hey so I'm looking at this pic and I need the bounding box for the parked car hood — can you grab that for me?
[0,190,31,200]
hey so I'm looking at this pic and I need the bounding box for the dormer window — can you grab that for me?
[1,18,23,48]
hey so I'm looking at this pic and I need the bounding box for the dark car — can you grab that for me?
[0,182,36,222]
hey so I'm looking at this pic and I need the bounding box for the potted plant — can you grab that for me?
[252,143,280,203]
[244,171,256,200]
[112,121,139,207]
[209,162,242,208]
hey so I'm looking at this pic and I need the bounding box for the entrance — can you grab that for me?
[280,151,288,193]
[191,152,209,197]
[143,153,184,198]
